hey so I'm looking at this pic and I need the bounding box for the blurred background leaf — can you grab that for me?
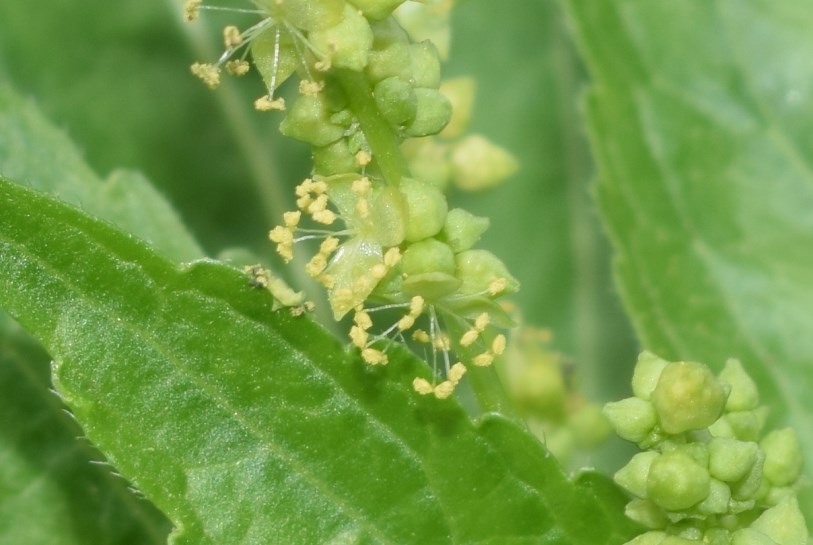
[565,0,813,515]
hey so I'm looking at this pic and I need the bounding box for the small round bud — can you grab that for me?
[407,41,441,89]
[603,397,657,444]
[760,428,803,487]
[399,177,448,242]
[404,88,452,137]
[650,361,727,434]
[280,95,345,146]
[615,451,659,498]
[401,239,456,277]
[631,351,669,401]
[373,76,417,126]
[719,359,760,411]
[748,497,808,545]
[730,448,765,501]
[346,0,404,20]
[708,437,759,483]
[696,478,731,516]
[440,208,490,253]
[726,408,768,441]
[308,6,374,71]
[624,504,668,533]
[455,250,519,297]
[450,135,519,191]
[313,139,356,175]
[647,450,711,511]
[439,77,476,138]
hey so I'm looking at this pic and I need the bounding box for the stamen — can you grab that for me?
[223,25,243,48]
[413,377,434,395]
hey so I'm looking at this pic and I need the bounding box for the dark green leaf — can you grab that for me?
[0,177,636,544]
[565,0,813,514]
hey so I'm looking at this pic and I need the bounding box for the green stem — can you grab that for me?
[468,364,518,418]
[334,69,410,186]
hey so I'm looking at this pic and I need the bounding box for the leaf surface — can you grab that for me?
[565,0,813,513]
[0,177,638,544]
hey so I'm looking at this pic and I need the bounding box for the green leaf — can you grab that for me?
[0,85,204,262]
[0,313,171,544]
[446,0,637,403]
[565,0,813,514]
[0,176,637,544]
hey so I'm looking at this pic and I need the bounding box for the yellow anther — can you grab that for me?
[434,381,455,399]
[412,329,430,343]
[474,313,490,331]
[275,243,293,262]
[307,194,329,215]
[332,288,354,312]
[433,333,450,351]
[254,96,286,111]
[354,310,372,330]
[352,177,372,195]
[349,326,368,348]
[223,25,242,48]
[314,59,332,72]
[361,348,388,365]
[268,226,293,245]
[488,277,508,296]
[409,296,425,317]
[295,179,313,197]
[472,352,494,367]
[355,150,372,167]
[283,211,301,228]
[299,80,324,97]
[355,198,369,219]
[459,329,479,348]
[296,195,313,210]
[370,263,387,279]
[305,254,327,277]
[491,334,507,356]
[412,377,434,396]
[304,301,316,312]
[448,362,467,384]
[397,315,415,331]
[317,274,335,289]
[190,62,221,89]
[384,247,402,268]
[311,180,328,194]
[320,236,339,254]
[183,0,201,22]
[312,209,336,225]
[226,59,250,76]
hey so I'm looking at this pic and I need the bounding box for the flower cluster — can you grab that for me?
[605,352,809,545]
[185,0,520,398]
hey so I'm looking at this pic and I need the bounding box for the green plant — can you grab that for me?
[0,1,811,544]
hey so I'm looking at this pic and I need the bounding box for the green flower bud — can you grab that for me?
[625,501,668,531]
[760,428,803,487]
[399,177,448,241]
[366,42,412,83]
[439,77,476,138]
[404,88,452,137]
[509,358,566,419]
[309,5,374,71]
[369,17,409,49]
[568,403,611,448]
[259,0,345,31]
[647,451,711,511]
[313,138,356,175]
[251,28,299,88]
[763,486,795,507]
[703,528,731,545]
[451,135,519,191]
[373,76,417,126]
[731,448,765,501]
[346,0,403,20]
[719,359,760,412]
[749,497,808,545]
[626,531,669,545]
[454,249,520,296]
[280,95,345,146]
[440,208,489,253]
[603,397,657,444]
[401,238,455,277]
[615,451,659,498]
[402,138,451,190]
[696,478,731,515]
[632,351,669,401]
[408,41,441,89]
[651,361,728,434]
[709,437,759,483]
[726,408,769,441]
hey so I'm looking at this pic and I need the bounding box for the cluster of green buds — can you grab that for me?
[604,352,809,545]
[184,0,520,398]
[501,325,610,465]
